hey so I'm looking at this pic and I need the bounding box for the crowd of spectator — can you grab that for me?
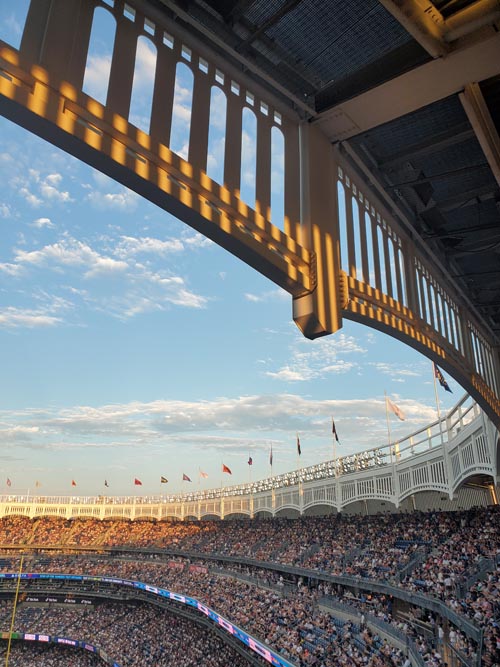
[0,508,497,589]
[0,642,101,666]
[0,506,497,667]
[0,600,252,666]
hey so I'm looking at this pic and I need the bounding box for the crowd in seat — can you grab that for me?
[0,506,497,667]
[0,508,497,591]
[0,600,252,667]
[0,642,101,667]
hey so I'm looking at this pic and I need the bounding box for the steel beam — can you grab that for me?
[459,82,500,188]
[314,32,500,141]
[378,125,475,168]
[379,0,500,55]
[378,0,448,58]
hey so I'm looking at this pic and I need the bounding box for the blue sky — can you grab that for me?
[0,1,459,496]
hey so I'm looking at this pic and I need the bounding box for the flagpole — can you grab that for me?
[332,417,337,477]
[219,460,223,518]
[384,391,393,463]
[5,555,24,667]
[433,363,444,444]
[296,433,302,505]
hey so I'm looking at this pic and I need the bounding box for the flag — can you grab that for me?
[387,397,405,421]
[71,480,76,487]
[160,476,168,483]
[222,464,232,474]
[434,363,452,392]
[183,473,191,482]
[6,478,11,487]
[134,478,142,486]
[297,435,301,456]
[269,447,273,466]
[248,456,253,466]
[104,480,109,487]
[199,470,208,479]
[332,419,339,442]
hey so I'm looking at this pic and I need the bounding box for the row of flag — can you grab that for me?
[3,464,235,489]
[4,364,453,490]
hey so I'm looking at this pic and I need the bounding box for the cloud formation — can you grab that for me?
[265,333,366,382]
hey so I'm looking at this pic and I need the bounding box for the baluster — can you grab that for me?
[107,1,138,120]
[188,63,213,172]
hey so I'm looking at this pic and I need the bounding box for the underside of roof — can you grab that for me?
[152,0,500,339]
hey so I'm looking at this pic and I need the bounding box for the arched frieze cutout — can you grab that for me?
[270,126,284,230]
[82,6,117,106]
[206,86,227,185]
[169,61,194,160]
[239,107,257,210]
[129,35,157,134]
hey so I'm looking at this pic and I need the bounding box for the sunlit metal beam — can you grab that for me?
[459,82,500,188]
[315,31,500,141]
[378,0,448,58]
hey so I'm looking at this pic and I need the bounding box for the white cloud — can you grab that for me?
[39,180,73,203]
[264,332,367,382]
[0,393,438,455]
[19,187,43,207]
[368,362,423,379]
[87,188,139,211]
[83,55,112,104]
[14,237,128,277]
[84,255,129,278]
[11,170,73,206]
[0,203,12,218]
[0,262,24,277]
[45,173,62,186]
[245,288,288,303]
[4,233,208,319]
[0,306,62,329]
[32,217,54,229]
[115,236,184,258]
[183,233,213,249]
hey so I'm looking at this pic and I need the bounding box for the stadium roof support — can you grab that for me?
[460,82,500,187]
[314,31,500,141]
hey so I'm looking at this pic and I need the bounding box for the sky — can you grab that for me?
[0,0,460,497]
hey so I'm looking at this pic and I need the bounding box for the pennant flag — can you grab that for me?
[332,419,339,442]
[434,363,452,393]
[134,478,142,486]
[297,435,301,456]
[199,470,209,479]
[248,456,253,466]
[269,447,273,466]
[6,478,11,487]
[35,481,41,488]
[387,397,406,421]
[71,480,76,487]
[160,476,168,483]
[104,480,109,487]
[183,473,192,482]
[222,463,232,474]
